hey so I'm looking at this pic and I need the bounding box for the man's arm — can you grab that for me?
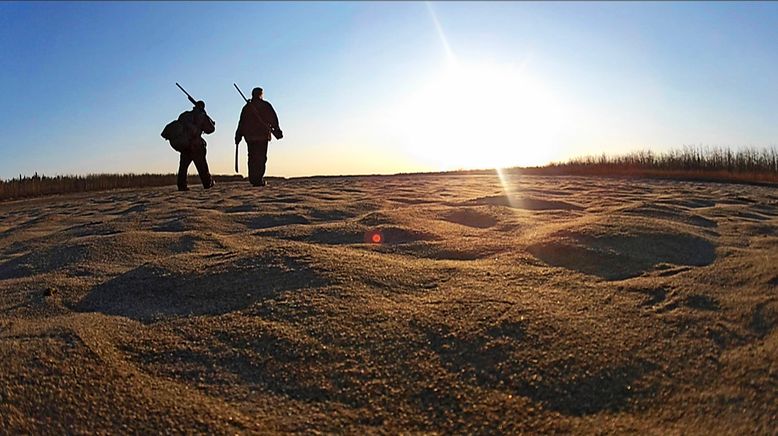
[200,111,215,134]
[265,102,282,139]
[268,102,280,131]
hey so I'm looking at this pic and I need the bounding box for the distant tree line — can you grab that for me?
[530,146,778,185]
[0,173,244,202]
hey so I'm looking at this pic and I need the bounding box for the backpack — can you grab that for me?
[160,111,199,152]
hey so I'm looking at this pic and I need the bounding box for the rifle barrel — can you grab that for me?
[234,83,249,102]
[176,82,197,105]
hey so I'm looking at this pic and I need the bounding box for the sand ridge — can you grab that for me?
[1,173,776,433]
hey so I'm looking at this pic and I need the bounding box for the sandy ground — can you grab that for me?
[0,173,776,434]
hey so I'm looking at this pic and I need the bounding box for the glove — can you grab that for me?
[234,135,241,145]
[273,129,283,140]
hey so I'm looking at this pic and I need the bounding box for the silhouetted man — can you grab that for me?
[235,87,282,187]
[177,100,216,191]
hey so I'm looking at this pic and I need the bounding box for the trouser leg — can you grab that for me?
[177,152,193,190]
[191,145,213,188]
[247,141,269,186]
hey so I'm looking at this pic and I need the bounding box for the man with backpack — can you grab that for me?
[175,100,216,191]
[234,87,282,187]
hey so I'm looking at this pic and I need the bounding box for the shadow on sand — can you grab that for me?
[74,254,328,322]
[529,231,716,281]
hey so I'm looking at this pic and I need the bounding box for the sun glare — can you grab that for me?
[396,62,564,171]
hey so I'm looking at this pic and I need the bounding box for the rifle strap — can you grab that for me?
[248,100,271,130]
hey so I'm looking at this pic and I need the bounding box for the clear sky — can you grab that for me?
[1,1,777,179]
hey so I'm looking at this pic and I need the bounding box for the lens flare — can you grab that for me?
[366,230,384,244]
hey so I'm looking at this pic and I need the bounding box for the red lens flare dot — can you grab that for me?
[371,233,382,244]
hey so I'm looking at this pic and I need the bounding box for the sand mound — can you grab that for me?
[0,322,253,433]
[617,202,717,228]
[416,307,657,417]
[656,198,716,209]
[0,231,218,281]
[233,212,310,229]
[440,208,498,228]
[357,210,407,227]
[75,248,327,322]
[528,224,716,280]
[387,241,503,261]
[258,222,438,246]
[0,244,88,280]
[63,220,124,237]
[469,195,584,211]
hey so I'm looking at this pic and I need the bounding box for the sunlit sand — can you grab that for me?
[1,173,776,433]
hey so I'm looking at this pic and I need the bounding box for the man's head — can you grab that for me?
[251,87,264,100]
[194,100,205,110]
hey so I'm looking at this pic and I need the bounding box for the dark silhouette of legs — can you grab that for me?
[178,145,213,190]
[247,140,269,186]
[177,152,193,191]
[192,147,213,188]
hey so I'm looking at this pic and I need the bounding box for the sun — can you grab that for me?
[396,62,564,171]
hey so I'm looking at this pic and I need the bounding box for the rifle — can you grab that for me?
[232,84,250,173]
[176,82,197,106]
[175,82,215,127]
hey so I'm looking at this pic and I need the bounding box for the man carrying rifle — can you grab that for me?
[177,99,216,191]
[234,87,282,187]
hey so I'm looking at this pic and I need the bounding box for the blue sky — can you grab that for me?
[1,1,777,179]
